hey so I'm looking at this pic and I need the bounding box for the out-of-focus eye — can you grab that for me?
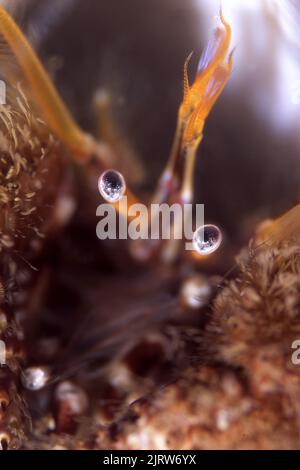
[180,274,212,309]
[0,432,10,450]
[21,366,50,391]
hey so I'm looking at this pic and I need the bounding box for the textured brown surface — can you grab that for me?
[89,244,300,450]
[18,243,300,450]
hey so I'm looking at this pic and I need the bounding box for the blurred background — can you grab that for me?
[3,0,300,243]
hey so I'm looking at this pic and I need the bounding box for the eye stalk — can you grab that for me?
[150,10,233,261]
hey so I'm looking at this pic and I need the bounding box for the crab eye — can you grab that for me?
[21,366,50,391]
[98,169,126,203]
[193,224,222,255]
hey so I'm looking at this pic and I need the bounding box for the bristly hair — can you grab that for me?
[205,242,300,371]
[0,83,66,450]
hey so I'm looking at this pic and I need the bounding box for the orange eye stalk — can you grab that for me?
[150,11,233,262]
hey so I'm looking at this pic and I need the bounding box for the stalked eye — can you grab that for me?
[98,169,126,203]
[180,274,212,309]
[21,366,50,391]
[193,224,222,255]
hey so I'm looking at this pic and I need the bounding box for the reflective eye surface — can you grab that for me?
[193,224,222,255]
[21,366,49,391]
[98,169,126,203]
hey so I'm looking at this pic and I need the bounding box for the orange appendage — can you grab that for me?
[255,204,300,247]
[0,6,94,160]
[154,11,233,209]
[181,11,233,145]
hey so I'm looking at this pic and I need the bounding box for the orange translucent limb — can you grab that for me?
[255,204,300,247]
[182,110,204,145]
[194,10,231,88]
[180,136,203,203]
[178,50,232,204]
[158,51,194,180]
[150,12,232,263]
[180,9,231,122]
[0,6,95,160]
[153,12,233,212]
[182,51,233,146]
[183,51,193,104]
